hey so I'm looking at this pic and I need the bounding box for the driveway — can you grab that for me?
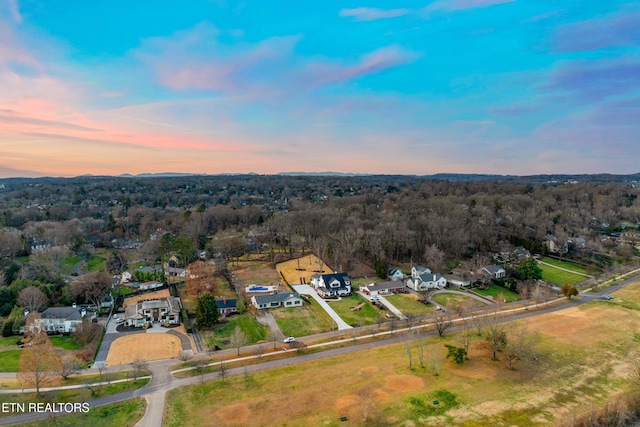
[292,285,352,330]
[255,311,285,341]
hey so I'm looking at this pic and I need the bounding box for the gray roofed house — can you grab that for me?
[124,296,182,327]
[360,280,406,297]
[251,292,303,310]
[310,272,351,298]
[482,264,506,279]
[37,306,97,333]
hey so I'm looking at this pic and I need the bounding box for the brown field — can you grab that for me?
[164,279,640,426]
[276,254,333,285]
[232,261,282,286]
[106,333,182,366]
[123,289,171,309]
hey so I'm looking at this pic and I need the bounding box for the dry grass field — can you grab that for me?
[277,254,333,285]
[164,280,640,427]
[123,289,171,309]
[106,333,182,366]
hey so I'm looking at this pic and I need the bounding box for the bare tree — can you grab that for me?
[456,327,474,359]
[57,357,81,379]
[255,344,265,360]
[485,316,507,361]
[415,338,427,369]
[504,326,536,370]
[218,360,228,382]
[417,288,436,305]
[357,385,377,424]
[132,357,148,380]
[424,244,445,271]
[178,351,193,362]
[428,350,442,376]
[230,326,248,356]
[18,313,62,396]
[404,342,413,370]
[17,286,49,312]
[70,271,112,308]
[434,314,453,338]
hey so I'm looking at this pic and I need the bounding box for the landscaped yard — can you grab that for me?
[541,257,601,276]
[0,349,21,372]
[325,294,382,327]
[539,264,586,286]
[385,293,437,317]
[50,335,83,351]
[201,314,269,350]
[271,305,331,337]
[86,254,107,272]
[61,254,82,275]
[473,284,522,303]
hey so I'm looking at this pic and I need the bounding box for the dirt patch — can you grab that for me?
[216,403,250,425]
[106,333,182,365]
[277,255,333,285]
[335,394,359,413]
[360,366,380,375]
[384,375,424,392]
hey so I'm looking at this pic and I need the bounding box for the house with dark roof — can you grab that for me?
[310,272,352,298]
[215,298,237,315]
[37,306,97,333]
[482,265,506,279]
[251,292,303,310]
[388,268,405,282]
[407,271,446,291]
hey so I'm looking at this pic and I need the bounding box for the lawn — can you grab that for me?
[276,255,333,285]
[0,336,20,349]
[432,293,486,309]
[86,255,106,272]
[19,399,146,427]
[539,264,586,286]
[325,294,382,326]
[385,293,437,317]
[0,349,21,371]
[201,314,268,350]
[163,280,640,427]
[61,255,82,275]
[541,257,601,276]
[271,305,331,337]
[473,284,522,303]
[50,336,83,351]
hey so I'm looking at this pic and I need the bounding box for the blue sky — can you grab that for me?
[1,0,638,177]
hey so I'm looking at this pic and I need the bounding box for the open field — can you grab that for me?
[18,399,147,427]
[0,349,20,372]
[473,284,522,302]
[106,333,182,366]
[385,293,437,317]
[233,261,282,288]
[201,314,268,350]
[326,294,382,326]
[123,289,171,308]
[277,255,333,285]
[164,279,640,426]
[271,305,331,337]
[539,264,585,286]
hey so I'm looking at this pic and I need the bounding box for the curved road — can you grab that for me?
[1,273,638,427]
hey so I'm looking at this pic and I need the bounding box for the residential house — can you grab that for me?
[513,246,531,259]
[443,274,471,287]
[411,266,431,279]
[388,268,405,282]
[359,281,405,298]
[37,306,97,334]
[124,296,182,328]
[482,265,506,279]
[215,298,237,316]
[310,272,352,298]
[406,271,447,291]
[251,292,303,310]
[100,295,114,309]
[120,271,132,283]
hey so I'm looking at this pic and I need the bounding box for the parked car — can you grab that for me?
[601,295,614,300]
[283,337,296,343]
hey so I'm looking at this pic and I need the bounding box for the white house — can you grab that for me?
[406,271,446,291]
[388,268,405,282]
[310,272,351,298]
[37,306,97,334]
[360,281,406,298]
[411,266,431,279]
[482,265,506,279]
[120,271,132,283]
[124,296,182,328]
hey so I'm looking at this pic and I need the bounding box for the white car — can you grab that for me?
[283,337,296,343]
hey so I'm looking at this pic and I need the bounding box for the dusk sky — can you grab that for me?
[1,1,639,177]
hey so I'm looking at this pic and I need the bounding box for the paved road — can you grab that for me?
[2,273,638,427]
[292,285,352,330]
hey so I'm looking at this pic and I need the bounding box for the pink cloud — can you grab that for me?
[339,7,411,22]
[424,0,515,12]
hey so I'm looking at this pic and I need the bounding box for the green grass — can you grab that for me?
[86,255,106,272]
[272,304,331,337]
[539,264,585,286]
[201,315,268,350]
[61,255,82,275]
[9,395,146,426]
[541,257,601,276]
[0,349,21,371]
[16,255,30,264]
[325,294,382,326]
[49,336,82,351]
[114,286,135,296]
[473,284,522,302]
[385,293,437,317]
[0,336,21,349]
[432,293,485,309]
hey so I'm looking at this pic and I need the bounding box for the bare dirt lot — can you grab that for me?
[277,254,333,285]
[123,289,171,309]
[106,333,182,366]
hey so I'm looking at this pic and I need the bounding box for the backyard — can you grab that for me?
[325,294,382,327]
[271,305,331,337]
[432,292,487,309]
[541,257,601,276]
[473,284,522,303]
[385,293,437,317]
[539,264,586,286]
[201,314,268,350]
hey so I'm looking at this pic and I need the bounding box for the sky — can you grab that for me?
[1,0,639,177]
